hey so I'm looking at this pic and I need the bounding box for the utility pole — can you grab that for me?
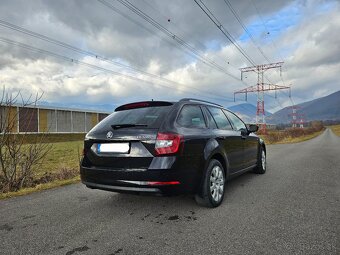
[234,62,290,134]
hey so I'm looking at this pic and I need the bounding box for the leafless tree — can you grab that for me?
[0,87,52,192]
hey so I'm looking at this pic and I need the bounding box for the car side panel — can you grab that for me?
[243,133,259,167]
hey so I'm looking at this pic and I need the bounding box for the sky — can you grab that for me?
[0,0,339,113]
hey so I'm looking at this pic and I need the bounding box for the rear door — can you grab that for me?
[175,104,210,179]
[223,110,258,168]
[205,106,244,173]
[84,102,173,170]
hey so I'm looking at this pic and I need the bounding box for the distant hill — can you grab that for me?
[228,103,272,123]
[267,90,340,124]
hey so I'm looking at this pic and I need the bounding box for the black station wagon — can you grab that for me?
[80,98,266,207]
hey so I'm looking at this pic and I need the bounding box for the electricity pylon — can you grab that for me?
[234,62,290,134]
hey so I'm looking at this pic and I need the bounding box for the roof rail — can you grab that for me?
[180,98,223,107]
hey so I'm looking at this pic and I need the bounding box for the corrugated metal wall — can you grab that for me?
[0,106,18,133]
[19,108,38,132]
[39,109,48,132]
[57,110,72,132]
[99,113,108,122]
[72,112,86,132]
[47,110,57,132]
[0,106,109,133]
[0,106,8,131]
[91,113,98,127]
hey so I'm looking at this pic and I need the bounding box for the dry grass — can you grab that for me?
[1,140,83,199]
[262,130,324,144]
[3,133,86,144]
[260,127,324,145]
[35,140,83,177]
[328,124,340,136]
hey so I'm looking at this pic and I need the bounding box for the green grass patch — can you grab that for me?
[36,140,83,177]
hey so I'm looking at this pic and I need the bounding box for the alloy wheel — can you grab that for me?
[262,150,266,170]
[210,165,224,202]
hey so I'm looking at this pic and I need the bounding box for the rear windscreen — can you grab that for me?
[96,105,172,129]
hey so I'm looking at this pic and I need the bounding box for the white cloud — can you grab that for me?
[0,0,339,112]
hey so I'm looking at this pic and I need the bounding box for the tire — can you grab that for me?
[195,159,226,208]
[253,146,266,174]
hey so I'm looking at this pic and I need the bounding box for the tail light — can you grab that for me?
[155,133,182,155]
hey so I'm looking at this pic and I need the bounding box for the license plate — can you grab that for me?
[97,143,130,153]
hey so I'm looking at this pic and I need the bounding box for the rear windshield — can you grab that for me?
[96,106,172,129]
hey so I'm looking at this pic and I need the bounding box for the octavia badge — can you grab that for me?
[106,131,113,139]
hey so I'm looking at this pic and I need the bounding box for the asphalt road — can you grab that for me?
[0,128,339,255]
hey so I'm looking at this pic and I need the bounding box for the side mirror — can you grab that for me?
[240,128,248,136]
[247,124,259,133]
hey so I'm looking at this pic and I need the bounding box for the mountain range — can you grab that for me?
[266,90,340,124]
[37,90,340,124]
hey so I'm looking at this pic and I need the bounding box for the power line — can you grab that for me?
[193,0,286,105]
[0,20,179,88]
[96,0,216,67]
[222,0,271,63]
[139,0,243,73]
[249,0,285,63]
[98,0,243,82]
[249,0,290,89]
[0,37,236,102]
[0,19,236,101]
[193,0,256,66]
[196,0,283,90]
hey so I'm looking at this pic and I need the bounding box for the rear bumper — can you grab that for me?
[80,165,191,195]
[82,181,161,193]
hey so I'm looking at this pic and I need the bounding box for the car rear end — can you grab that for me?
[80,101,190,195]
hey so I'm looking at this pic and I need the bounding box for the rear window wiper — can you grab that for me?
[111,124,148,130]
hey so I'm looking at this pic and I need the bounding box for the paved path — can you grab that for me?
[0,128,339,254]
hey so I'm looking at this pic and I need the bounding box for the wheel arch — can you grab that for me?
[202,138,230,177]
[210,153,228,178]
[259,138,266,153]
[196,151,228,197]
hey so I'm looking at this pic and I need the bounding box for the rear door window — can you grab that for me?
[177,105,206,128]
[223,110,247,131]
[207,107,233,130]
[202,107,218,129]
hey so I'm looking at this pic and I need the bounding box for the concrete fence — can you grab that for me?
[0,105,110,133]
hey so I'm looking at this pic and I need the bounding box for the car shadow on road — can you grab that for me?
[92,171,259,211]
[80,172,260,229]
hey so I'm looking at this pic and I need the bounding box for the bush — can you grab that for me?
[0,89,52,193]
